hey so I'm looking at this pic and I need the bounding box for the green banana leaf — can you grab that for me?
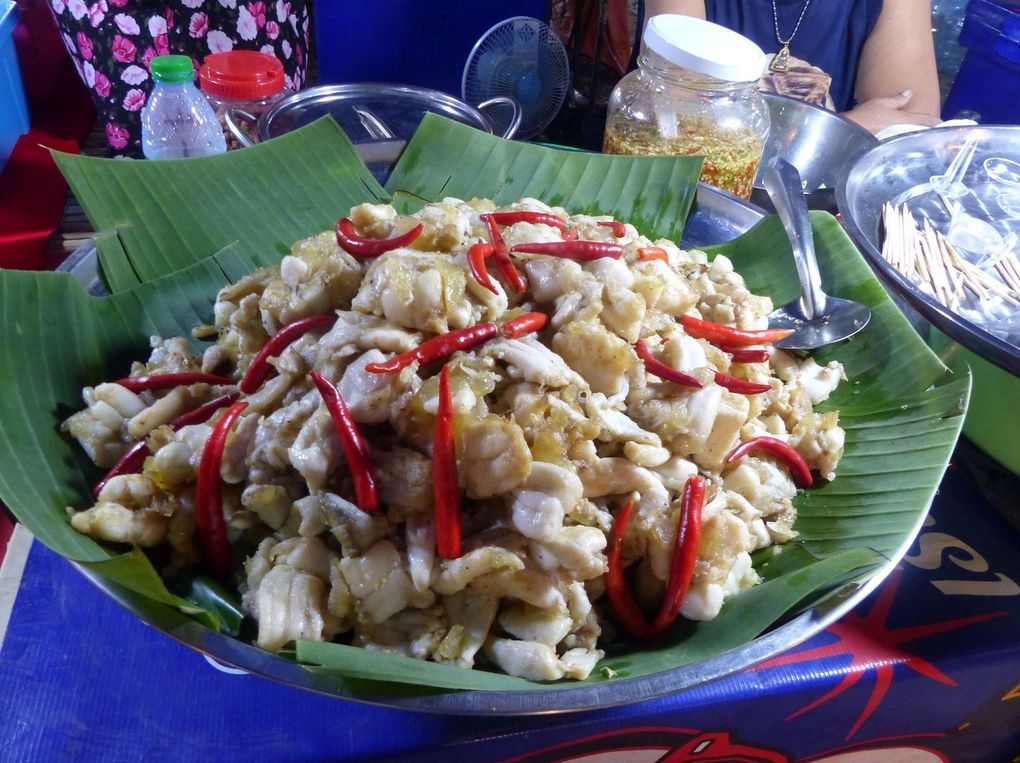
[0,115,968,695]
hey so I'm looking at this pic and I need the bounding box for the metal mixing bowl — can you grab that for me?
[751,93,877,213]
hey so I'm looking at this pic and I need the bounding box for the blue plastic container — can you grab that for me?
[943,0,1020,123]
[313,2,548,97]
[0,0,29,173]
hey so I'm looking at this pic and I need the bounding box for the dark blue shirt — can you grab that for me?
[707,0,885,111]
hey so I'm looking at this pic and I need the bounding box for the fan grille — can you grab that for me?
[463,16,570,140]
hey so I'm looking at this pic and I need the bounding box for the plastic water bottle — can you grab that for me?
[142,55,227,159]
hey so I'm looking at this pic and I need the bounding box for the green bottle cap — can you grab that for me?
[151,55,195,83]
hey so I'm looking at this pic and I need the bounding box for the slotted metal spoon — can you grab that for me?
[762,157,871,349]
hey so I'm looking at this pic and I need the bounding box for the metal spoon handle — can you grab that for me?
[761,157,826,320]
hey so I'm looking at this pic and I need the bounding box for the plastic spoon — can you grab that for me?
[930,135,978,198]
[761,157,871,350]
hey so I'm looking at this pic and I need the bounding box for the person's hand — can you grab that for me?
[841,90,942,135]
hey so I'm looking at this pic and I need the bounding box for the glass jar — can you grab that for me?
[603,15,770,199]
[199,51,290,150]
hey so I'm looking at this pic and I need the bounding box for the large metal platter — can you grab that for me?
[838,125,1020,377]
[56,151,914,715]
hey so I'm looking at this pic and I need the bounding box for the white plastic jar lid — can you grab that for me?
[643,14,767,83]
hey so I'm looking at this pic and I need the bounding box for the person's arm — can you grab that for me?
[644,0,706,20]
[843,0,941,133]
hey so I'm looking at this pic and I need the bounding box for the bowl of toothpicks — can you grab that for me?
[839,125,1020,476]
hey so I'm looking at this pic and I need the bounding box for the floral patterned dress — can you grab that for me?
[48,0,310,157]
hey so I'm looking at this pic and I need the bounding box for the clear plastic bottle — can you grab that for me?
[603,15,770,199]
[142,54,227,160]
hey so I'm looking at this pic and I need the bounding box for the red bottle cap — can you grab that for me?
[199,51,285,101]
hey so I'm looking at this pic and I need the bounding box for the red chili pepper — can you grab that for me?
[239,314,335,394]
[719,346,771,363]
[598,220,627,237]
[637,246,669,263]
[481,214,527,293]
[499,312,548,339]
[365,323,499,374]
[484,211,567,232]
[726,436,814,488]
[335,218,424,259]
[93,392,240,497]
[467,242,498,295]
[679,315,794,347]
[562,227,578,241]
[605,499,650,639]
[713,372,772,395]
[634,339,703,389]
[195,401,248,577]
[511,240,624,261]
[113,372,235,393]
[648,476,706,638]
[433,364,462,560]
[310,371,378,512]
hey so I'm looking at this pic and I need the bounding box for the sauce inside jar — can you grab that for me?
[603,117,763,200]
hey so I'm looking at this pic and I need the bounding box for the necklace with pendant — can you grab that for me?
[769,0,814,72]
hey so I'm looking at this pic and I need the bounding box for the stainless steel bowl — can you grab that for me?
[227,83,521,152]
[751,93,877,213]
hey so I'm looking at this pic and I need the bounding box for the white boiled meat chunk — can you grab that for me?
[481,335,588,389]
[62,382,147,467]
[498,602,573,646]
[337,349,410,424]
[405,514,435,593]
[459,416,533,499]
[319,492,389,556]
[771,352,846,405]
[509,462,584,543]
[245,536,339,652]
[432,547,525,596]
[680,491,761,621]
[287,406,339,491]
[434,591,498,669]
[484,638,604,681]
[528,525,607,580]
[340,539,432,625]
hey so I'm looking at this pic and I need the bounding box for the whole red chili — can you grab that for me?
[719,346,771,364]
[365,323,500,374]
[481,214,527,293]
[634,339,703,389]
[195,401,248,577]
[484,211,567,232]
[648,476,706,638]
[499,312,548,339]
[713,372,772,395]
[726,436,813,488]
[606,476,707,641]
[605,499,650,639]
[598,220,627,237]
[239,314,335,394]
[467,242,498,295]
[310,371,378,512]
[433,364,462,560]
[510,240,624,261]
[113,372,235,394]
[679,315,794,347]
[637,246,669,263]
[93,392,240,497]
[335,218,424,259]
